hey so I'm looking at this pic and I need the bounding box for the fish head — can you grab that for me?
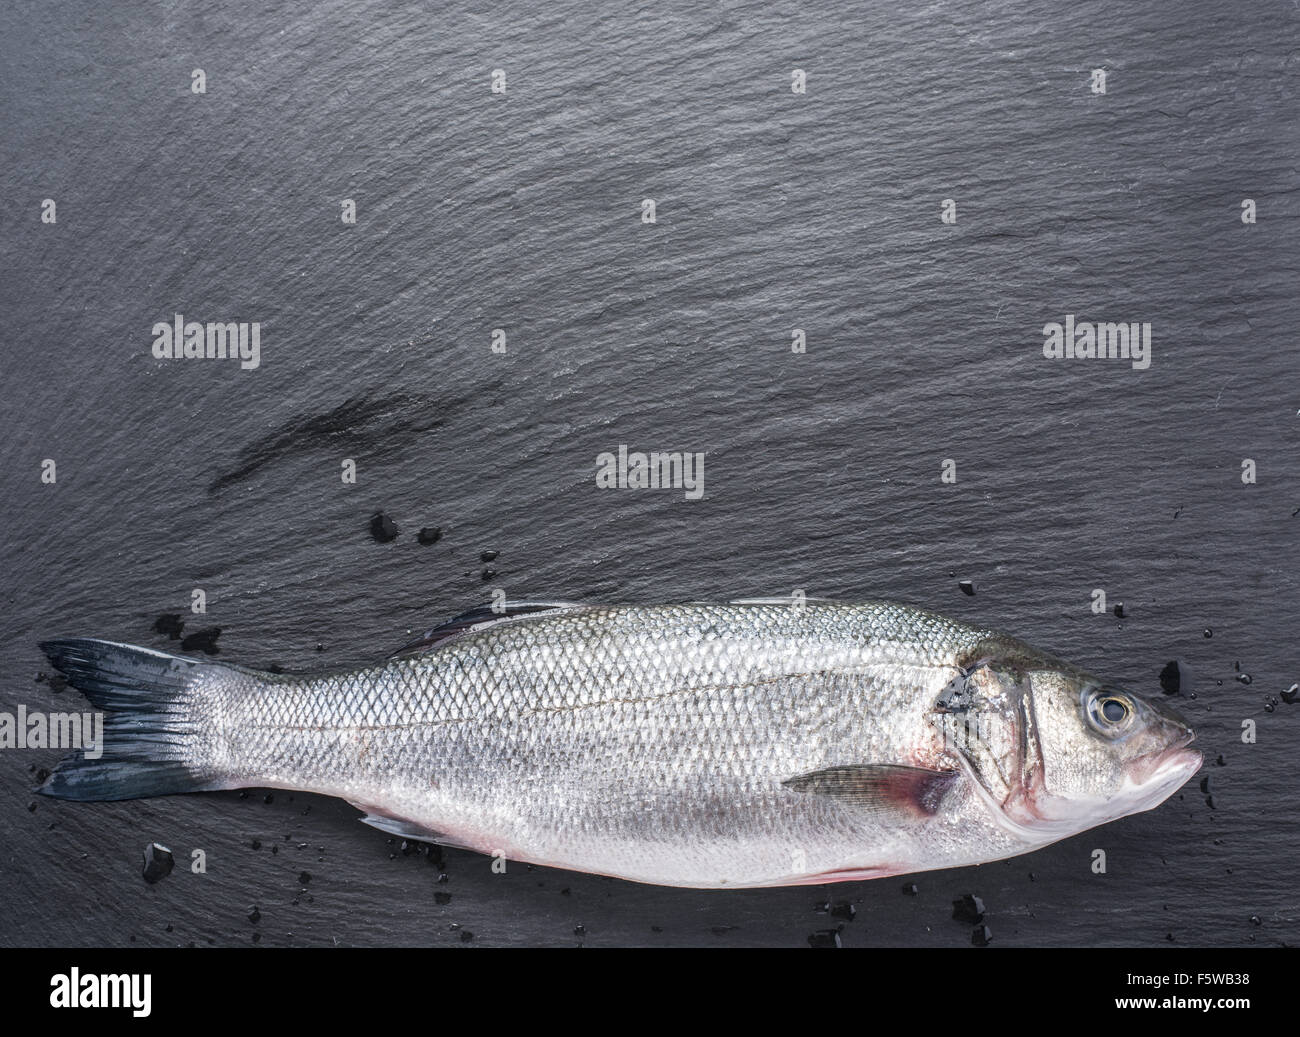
[931,641,1201,841]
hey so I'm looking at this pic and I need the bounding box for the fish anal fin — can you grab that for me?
[782,764,958,817]
[347,801,475,849]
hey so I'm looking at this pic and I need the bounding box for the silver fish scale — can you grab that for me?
[205,602,1017,887]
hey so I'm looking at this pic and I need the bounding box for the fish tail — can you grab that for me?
[36,638,245,801]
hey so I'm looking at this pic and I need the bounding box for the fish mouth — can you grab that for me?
[1126,743,1203,789]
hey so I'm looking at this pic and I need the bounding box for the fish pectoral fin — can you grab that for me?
[782,764,958,817]
[389,601,585,657]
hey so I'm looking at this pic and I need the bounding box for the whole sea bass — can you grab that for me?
[38,600,1200,888]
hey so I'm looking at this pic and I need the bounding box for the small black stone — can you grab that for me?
[958,580,975,596]
[952,894,985,924]
[417,527,442,545]
[972,925,993,947]
[142,843,174,884]
[370,512,398,543]
[807,929,842,948]
[181,627,222,655]
[1159,660,1189,696]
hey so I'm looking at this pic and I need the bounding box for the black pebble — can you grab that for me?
[1159,660,1189,696]
[807,930,842,948]
[153,613,185,639]
[952,894,985,924]
[958,580,975,596]
[972,925,993,947]
[480,550,499,562]
[370,512,398,543]
[142,843,174,884]
[181,627,222,655]
[417,527,442,545]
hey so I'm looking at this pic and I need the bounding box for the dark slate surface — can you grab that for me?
[1,0,1296,946]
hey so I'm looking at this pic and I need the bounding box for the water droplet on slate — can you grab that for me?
[807,930,841,948]
[972,925,993,947]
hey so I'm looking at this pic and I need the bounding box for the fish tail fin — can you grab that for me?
[36,638,249,801]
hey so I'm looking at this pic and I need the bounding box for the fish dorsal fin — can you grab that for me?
[726,597,836,607]
[782,764,958,818]
[389,601,584,658]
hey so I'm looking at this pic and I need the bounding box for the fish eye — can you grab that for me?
[1083,687,1134,736]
